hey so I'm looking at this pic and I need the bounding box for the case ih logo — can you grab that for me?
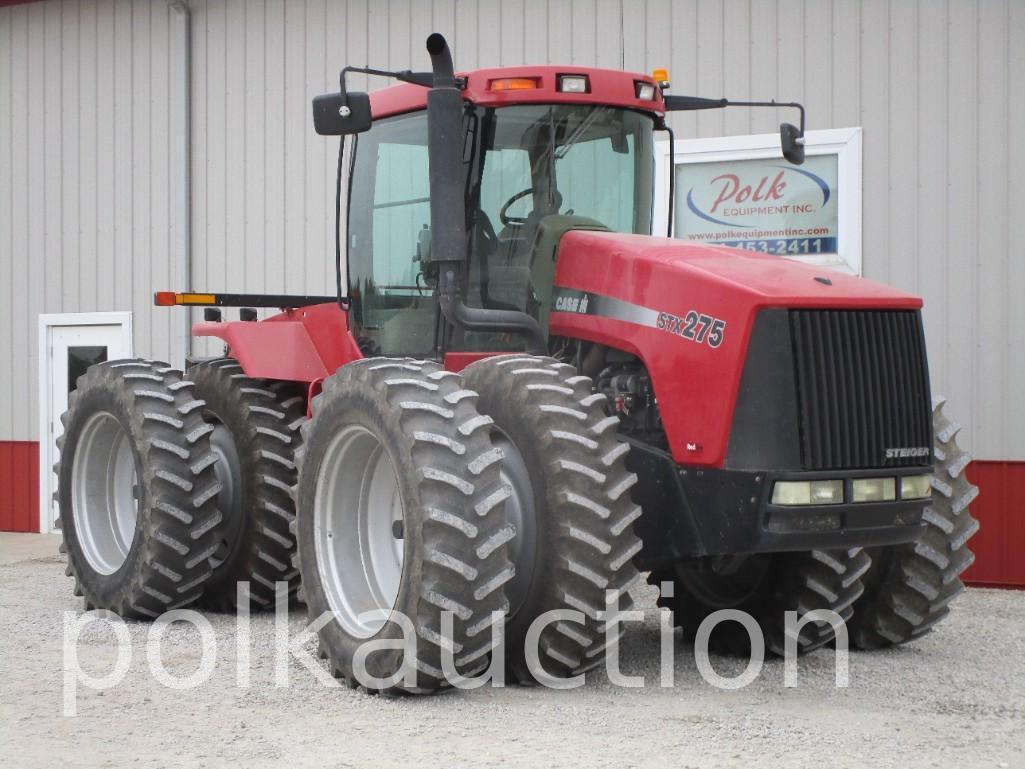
[686,164,832,229]
[553,293,590,314]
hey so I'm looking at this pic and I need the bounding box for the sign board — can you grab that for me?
[654,128,862,274]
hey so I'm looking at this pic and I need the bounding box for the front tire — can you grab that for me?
[651,548,871,656]
[848,398,980,649]
[56,360,224,618]
[460,355,643,683]
[293,358,514,692]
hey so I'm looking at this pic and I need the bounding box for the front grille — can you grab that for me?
[789,309,932,470]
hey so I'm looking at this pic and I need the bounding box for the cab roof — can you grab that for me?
[368,65,666,120]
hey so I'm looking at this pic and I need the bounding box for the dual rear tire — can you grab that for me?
[57,357,306,616]
[56,360,225,617]
[185,359,306,610]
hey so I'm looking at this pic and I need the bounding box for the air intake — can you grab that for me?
[789,309,933,470]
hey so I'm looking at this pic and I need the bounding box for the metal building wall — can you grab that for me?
[187,0,1024,464]
[1,1,1023,550]
[0,0,185,445]
[3,0,1022,457]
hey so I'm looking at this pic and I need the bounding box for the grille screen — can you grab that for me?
[790,310,932,470]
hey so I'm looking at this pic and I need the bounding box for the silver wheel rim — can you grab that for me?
[71,412,139,575]
[313,424,404,638]
[493,431,536,619]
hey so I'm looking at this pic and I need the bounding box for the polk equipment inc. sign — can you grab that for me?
[676,155,839,257]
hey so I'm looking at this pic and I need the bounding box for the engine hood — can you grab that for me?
[553,231,921,310]
[548,231,925,467]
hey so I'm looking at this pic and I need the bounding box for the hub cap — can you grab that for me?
[208,422,242,567]
[313,424,404,638]
[71,412,140,575]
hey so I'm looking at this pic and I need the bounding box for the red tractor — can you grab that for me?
[56,34,978,689]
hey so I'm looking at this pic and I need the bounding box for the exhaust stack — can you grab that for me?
[423,33,546,354]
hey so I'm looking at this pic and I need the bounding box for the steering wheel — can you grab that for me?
[499,188,535,227]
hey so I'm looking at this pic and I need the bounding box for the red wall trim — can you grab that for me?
[0,440,1021,586]
[963,461,1025,588]
[0,441,40,533]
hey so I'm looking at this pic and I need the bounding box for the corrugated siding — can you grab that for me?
[1,0,1023,460]
[0,0,182,441]
[627,0,1024,462]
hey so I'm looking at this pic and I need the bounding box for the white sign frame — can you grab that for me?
[654,127,863,275]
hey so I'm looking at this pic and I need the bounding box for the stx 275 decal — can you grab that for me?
[656,311,726,348]
[551,287,727,350]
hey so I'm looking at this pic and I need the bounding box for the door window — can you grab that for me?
[67,346,108,392]
[347,112,438,356]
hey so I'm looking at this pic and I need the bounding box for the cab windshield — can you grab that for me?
[346,103,655,356]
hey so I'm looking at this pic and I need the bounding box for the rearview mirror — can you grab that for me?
[780,122,805,165]
[312,91,372,136]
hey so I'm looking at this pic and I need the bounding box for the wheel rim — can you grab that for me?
[313,424,404,638]
[492,430,537,619]
[71,412,140,575]
[208,421,243,567]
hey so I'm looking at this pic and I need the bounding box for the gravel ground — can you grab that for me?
[1,533,1022,769]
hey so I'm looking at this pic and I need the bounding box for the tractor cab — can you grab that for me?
[317,45,806,363]
[345,73,659,358]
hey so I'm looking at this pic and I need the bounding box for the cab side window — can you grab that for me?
[347,111,437,356]
[372,141,431,292]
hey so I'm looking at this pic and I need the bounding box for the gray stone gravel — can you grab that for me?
[1,534,1022,769]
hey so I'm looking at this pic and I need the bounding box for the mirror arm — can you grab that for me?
[725,100,805,137]
[339,64,463,94]
[664,96,805,137]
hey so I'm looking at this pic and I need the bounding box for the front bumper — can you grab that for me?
[627,438,929,571]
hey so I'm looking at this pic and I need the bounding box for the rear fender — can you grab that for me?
[191,302,362,383]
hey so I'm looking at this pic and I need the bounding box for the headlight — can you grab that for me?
[852,477,897,503]
[558,75,589,93]
[635,82,656,100]
[901,474,933,500]
[772,480,843,506]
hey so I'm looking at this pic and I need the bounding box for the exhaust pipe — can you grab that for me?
[424,33,546,355]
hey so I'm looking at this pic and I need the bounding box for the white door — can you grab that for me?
[40,316,132,532]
